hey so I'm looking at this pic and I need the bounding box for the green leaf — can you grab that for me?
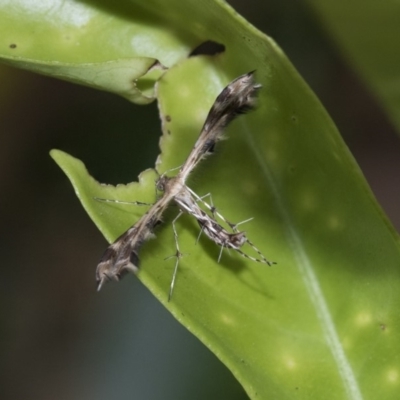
[8,0,400,399]
[0,0,195,103]
[304,0,400,132]
[0,56,165,104]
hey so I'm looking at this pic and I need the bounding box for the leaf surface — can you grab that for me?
[4,0,400,398]
[305,0,400,132]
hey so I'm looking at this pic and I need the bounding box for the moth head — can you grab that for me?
[156,175,168,192]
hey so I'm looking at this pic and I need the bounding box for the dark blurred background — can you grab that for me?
[2,1,400,399]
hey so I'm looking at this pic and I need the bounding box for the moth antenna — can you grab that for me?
[244,238,276,266]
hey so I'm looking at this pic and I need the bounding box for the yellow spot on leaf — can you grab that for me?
[387,369,399,383]
[355,312,372,326]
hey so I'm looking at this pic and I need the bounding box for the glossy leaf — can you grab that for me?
[4,0,400,399]
[305,0,400,131]
[0,0,194,103]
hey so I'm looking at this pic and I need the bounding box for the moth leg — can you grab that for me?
[192,191,218,218]
[166,211,184,301]
[94,197,152,206]
[195,222,206,244]
[188,188,244,230]
[229,217,254,232]
[157,165,182,180]
[217,242,225,263]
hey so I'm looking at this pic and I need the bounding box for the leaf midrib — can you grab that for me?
[244,117,364,400]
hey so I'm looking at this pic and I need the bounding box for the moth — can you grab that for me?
[96,71,271,293]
